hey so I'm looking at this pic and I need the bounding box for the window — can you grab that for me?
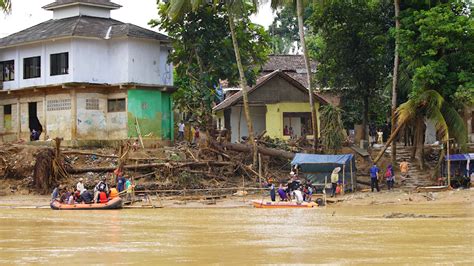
[108,99,126,112]
[3,104,12,130]
[50,52,68,76]
[86,99,99,110]
[283,112,313,137]
[23,56,41,79]
[0,60,14,82]
[47,99,71,111]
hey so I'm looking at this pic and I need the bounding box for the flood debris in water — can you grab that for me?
[383,212,449,219]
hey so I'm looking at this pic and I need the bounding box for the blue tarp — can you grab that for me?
[445,153,474,162]
[443,153,473,176]
[291,153,357,190]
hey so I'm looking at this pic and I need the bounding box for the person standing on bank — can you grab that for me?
[385,164,395,190]
[370,163,380,192]
[331,167,341,197]
[177,121,185,141]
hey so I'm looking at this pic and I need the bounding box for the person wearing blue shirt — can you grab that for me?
[369,164,380,192]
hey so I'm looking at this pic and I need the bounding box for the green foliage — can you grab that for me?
[309,0,395,129]
[151,3,270,127]
[320,105,345,153]
[394,1,472,148]
[268,5,313,54]
[0,0,11,14]
[398,1,473,101]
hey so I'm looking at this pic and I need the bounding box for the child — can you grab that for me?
[385,164,394,190]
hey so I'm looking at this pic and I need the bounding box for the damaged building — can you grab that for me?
[0,0,175,146]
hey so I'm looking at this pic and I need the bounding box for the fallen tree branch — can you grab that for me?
[68,161,234,174]
[219,142,294,160]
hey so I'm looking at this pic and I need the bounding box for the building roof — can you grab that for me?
[43,0,122,10]
[213,70,328,112]
[0,16,169,48]
[261,55,317,88]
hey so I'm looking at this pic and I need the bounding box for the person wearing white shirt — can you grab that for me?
[293,188,304,203]
[76,178,86,194]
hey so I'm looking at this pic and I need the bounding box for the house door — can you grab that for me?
[28,102,43,134]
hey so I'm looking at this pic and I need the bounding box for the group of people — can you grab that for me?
[267,172,315,203]
[51,169,133,204]
[369,159,409,192]
[177,121,200,143]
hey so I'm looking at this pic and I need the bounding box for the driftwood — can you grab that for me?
[68,161,234,174]
[63,150,163,161]
[221,142,294,160]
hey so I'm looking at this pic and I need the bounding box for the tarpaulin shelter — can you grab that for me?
[291,153,357,191]
[443,153,474,177]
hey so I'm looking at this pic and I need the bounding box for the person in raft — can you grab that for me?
[94,177,110,203]
[330,167,341,197]
[76,178,86,195]
[292,187,304,203]
[266,178,276,202]
[277,184,288,201]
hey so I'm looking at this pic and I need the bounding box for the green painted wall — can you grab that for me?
[127,89,173,140]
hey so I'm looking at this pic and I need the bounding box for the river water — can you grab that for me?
[0,203,472,264]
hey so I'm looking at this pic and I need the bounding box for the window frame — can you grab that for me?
[283,112,313,136]
[0,60,15,82]
[50,52,69,76]
[107,98,126,113]
[23,56,41,79]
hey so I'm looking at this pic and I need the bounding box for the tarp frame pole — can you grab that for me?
[350,158,354,192]
[342,164,345,195]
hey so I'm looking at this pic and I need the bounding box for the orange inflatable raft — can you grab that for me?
[50,197,123,210]
[251,200,317,208]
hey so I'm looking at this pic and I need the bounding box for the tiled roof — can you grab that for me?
[213,70,328,111]
[0,16,169,48]
[43,0,122,10]
[261,55,317,88]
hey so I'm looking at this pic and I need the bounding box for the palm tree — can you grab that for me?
[0,0,11,14]
[164,0,260,168]
[390,0,400,166]
[270,0,319,152]
[374,89,467,169]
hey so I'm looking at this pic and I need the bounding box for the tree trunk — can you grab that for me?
[362,94,369,140]
[221,142,295,160]
[296,0,319,152]
[415,118,425,170]
[69,161,234,174]
[391,0,400,166]
[228,11,258,168]
[373,122,404,164]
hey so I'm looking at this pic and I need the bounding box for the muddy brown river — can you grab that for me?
[0,203,472,264]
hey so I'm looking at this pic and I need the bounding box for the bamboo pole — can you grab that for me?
[342,164,345,196]
[258,153,262,188]
[447,136,451,188]
[350,159,354,192]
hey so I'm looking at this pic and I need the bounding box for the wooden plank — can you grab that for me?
[350,145,370,157]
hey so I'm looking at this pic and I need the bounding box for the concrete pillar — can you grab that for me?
[43,94,47,140]
[16,98,20,140]
[71,89,77,140]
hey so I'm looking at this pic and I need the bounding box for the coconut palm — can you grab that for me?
[374,89,467,169]
[270,0,321,152]
[164,0,260,168]
[0,0,11,14]
[390,0,400,165]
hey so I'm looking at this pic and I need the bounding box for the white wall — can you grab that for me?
[128,39,172,85]
[0,40,73,90]
[53,6,111,19]
[0,37,172,90]
[230,106,266,143]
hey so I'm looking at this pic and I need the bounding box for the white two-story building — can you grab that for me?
[0,0,175,145]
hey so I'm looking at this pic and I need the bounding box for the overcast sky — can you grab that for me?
[0,0,275,38]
